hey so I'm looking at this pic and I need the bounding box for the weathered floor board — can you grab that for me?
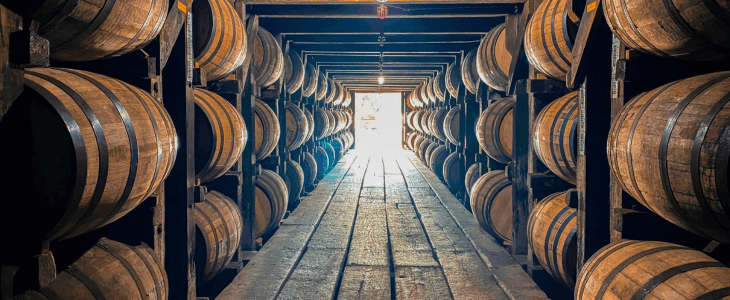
[216,151,547,300]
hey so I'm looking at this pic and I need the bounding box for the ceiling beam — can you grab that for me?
[250,3,520,17]
[260,17,503,35]
[245,0,524,4]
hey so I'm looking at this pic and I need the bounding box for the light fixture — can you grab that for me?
[378,76,385,85]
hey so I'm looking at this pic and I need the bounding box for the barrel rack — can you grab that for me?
[402,0,730,296]
[0,1,358,299]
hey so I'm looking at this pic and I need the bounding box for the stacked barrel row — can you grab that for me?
[0,0,360,297]
[458,0,730,298]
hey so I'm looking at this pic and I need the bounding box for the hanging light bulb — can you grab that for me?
[378,76,385,85]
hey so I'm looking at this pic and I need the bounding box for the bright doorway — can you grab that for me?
[354,93,402,153]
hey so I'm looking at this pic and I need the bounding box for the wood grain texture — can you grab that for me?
[470,171,514,244]
[2,67,176,241]
[533,91,579,184]
[251,27,283,87]
[195,190,242,285]
[477,23,512,91]
[194,89,246,183]
[347,201,389,266]
[476,96,514,163]
[395,267,452,300]
[193,0,247,81]
[527,191,577,288]
[524,0,577,80]
[604,0,730,61]
[575,240,730,300]
[444,106,462,146]
[608,72,730,243]
[337,266,391,299]
[254,99,280,161]
[31,0,166,61]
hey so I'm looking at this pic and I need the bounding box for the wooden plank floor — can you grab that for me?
[217,150,549,300]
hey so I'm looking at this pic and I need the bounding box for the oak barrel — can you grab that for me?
[417,140,432,164]
[325,77,337,104]
[444,106,461,145]
[255,169,288,237]
[476,96,513,163]
[528,191,577,288]
[477,23,512,92]
[465,163,482,197]
[284,49,305,94]
[193,0,247,81]
[195,190,242,285]
[284,160,305,209]
[302,152,318,190]
[533,91,579,184]
[445,62,461,99]
[342,88,352,107]
[285,102,309,151]
[407,111,417,130]
[28,238,167,300]
[470,170,513,243]
[608,72,730,243]
[315,72,328,101]
[254,99,281,161]
[301,63,318,98]
[429,107,449,142]
[324,109,336,137]
[420,80,431,106]
[429,145,449,181]
[413,110,424,133]
[524,0,578,80]
[420,110,432,136]
[0,68,177,242]
[195,89,246,183]
[423,142,439,167]
[333,82,345,106]
[575,240,730,300]
[433,71,447,102]
[426,77,438,104]
[412,84,424,108]
[461,47,480,94]
[314,108,330,140]
[443,151,463,189]
[303,107,315,142]
[604,0,730,61]
[323,142,337,170]
[251,27,284,88]
[13,0,166,61]
[314,146,330,179]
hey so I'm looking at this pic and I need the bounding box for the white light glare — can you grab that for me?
[378,76,385,84]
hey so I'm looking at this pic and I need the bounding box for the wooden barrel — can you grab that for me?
[254,99,281,161]
[195,190,242,285]
[420,80,431,106]
[477,23,511,92]
[429,107,449,142]
[284,160,304,209]
[195,89,246,183]
[323,142,337,170]
[285,102,308,151]
[417,140,432,164]
[426,76,438,104]
[412,111,423,132]
[465,163,482,197]
[412,84,424,108]
[252,27,284,87]
[470,170,513,243]
[575,240,730,300]
[524,0,577,80]
[255,169,288,237]
[314,146,330,179]
[443,151,463,189]
[461,47,480,94]
[342,88,352,107]
[336,111,348,132]
[315,72,328,101]
[333,82,345,106]
[433,71,447,102]
[420,110,432,135]
[608,72,730,243]
[445,62,461,99]
[407,132,417,150]
[301,63,318,98]
[304,107,315,142]
[27,238,167,300]
[533,91,578,184]
[605,0,730,61]
[429,145,449,181]
[193,0,247,81]
[302,152,318,190]
[324,110,336,137]
[284,49,305,94]
[424,143,439,167]
[346,109,353,128]
[314,108,330,140]
[0,68,177,242]
[407,111,416,130]
[444,106,461,145]
[11,0,167,61]
[476,96,513,163]
[325,77,337,104]
[412,135,425,157]
[528,191,577,288]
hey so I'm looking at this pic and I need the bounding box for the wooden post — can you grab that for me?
[162,5,196,299]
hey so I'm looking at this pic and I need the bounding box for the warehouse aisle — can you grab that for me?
[217,150,547,300]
